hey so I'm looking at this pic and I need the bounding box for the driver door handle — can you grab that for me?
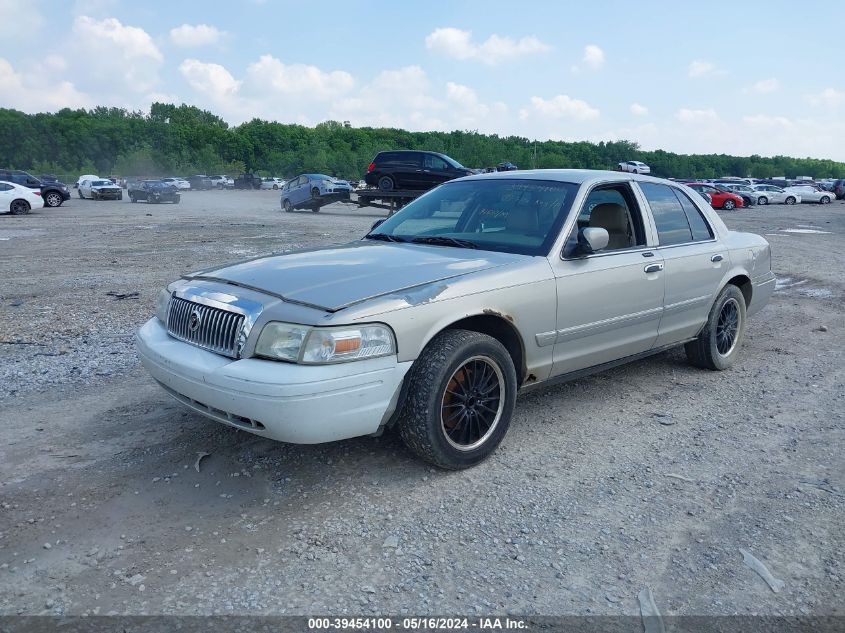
[644,263,664,274]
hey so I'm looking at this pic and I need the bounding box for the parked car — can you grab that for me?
[188,175,213,190]
[138,169,775,469]
[720,184,756,207]
[279,174,351,212]
[496,162,518,171]
[713,178,754,186]
[79,178,122,200]
[784,185,834,204]
[232,173,260,190]
[128,180,181,204]
[685,183,744,210]
[0,169,70,207]
[617,160,651,174]
[750,184,800,206]
[209,175,234,189]
[364,150,472,191]
[259,177,285,190]
[0,180,43,215]
[75,174,98,189]
[331,178,353,194]
[832,179,845,199]
[161,177,191,191]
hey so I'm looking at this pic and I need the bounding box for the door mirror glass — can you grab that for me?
[572,227,609,256]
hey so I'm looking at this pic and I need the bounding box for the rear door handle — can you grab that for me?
[644,263,664,273]
[711,254,724,262]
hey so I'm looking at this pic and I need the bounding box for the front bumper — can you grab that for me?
[136,318,412,444]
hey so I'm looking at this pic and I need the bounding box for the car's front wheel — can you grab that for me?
[44,192,63,207]
[78,190,84,199]
[757,196,768,205]
[722,199,736,210]
[397,329,517,469]
[283,199,292,213]
[685,284,746,371]
[820,195,831,204]
[785,196,796,205]
[273,184,278,190]
[311,187,320,198]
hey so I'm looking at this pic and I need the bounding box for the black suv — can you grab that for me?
[364,150,472,191]
[0,169,71,207]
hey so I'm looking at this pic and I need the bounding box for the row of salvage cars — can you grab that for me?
[685,181,835,210]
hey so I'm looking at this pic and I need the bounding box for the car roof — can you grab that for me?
[459,169,672,186]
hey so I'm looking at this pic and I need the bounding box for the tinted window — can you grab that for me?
[673,190,713,241]
[369,179,577,256]
[0,183,12,191]
[640,183,693,246]
[423,154,449,170]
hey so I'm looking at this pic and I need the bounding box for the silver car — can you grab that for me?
[751,184,801,206]
[137,170,775,469]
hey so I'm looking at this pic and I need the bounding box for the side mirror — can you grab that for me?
[573,227,609,257]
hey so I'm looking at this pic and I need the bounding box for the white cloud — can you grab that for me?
[582,45,605,70]
[425,27,550,65]
[806,88,844,107]
[179,59,240,96]
[169,24,226,47]
[687,60,725,78]
[71,16,163,94]
[676,107,720,123]
[630,103,648,116]
[0,57,91,111]
[519,95,599,121]
[749,78,779,94]
[243,55,354,99]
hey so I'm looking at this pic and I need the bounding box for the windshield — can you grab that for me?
[92,180,112,186]
[366,179,578,256]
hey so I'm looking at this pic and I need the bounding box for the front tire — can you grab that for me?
[78,190,84,199]
[722,199,736,210]
[283,199,292,213]
[685,285,747,371]
[44,192,63,207]
[820,195,831,204]
[757,196,767,206]
[273,184,278,190]
[396,329,517,470]
[785,196,796,205]
[129,195,136,203]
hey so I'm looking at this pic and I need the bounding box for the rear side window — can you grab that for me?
[674,190,713,241]
[640,183,693,246]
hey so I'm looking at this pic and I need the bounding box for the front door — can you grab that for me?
[549,182,665,376]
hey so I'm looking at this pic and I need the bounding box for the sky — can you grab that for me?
[2,0,844,161]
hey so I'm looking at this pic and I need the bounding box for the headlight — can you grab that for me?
[155,288,171,324]
[255,322,396,364]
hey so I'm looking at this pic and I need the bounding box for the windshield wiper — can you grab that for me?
[364,233,406,243]
[410,236,478,249]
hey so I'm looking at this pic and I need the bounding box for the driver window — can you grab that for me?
[423,155,448,170]
[569,184,645,254]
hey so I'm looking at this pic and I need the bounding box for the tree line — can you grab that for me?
[1,103,842,181]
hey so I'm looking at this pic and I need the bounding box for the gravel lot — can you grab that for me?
[0,189,843,617]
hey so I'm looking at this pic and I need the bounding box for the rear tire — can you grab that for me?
[129,195,136,203]
[10,199,31,215]
[757,196,767,206]
[396,329,517,469]
[78,190,83,199]
[273,184,278,190]
[685,285,746,371]
[378,176,395,192]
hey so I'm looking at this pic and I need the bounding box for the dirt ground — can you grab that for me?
[0,189,843,617]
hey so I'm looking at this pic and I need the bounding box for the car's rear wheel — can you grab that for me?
[785,196,796,205]
[44,192,63,207]
[820,195,831,204]
[10,199,31,215]
[757,196,767,205]
[722,199,736,210]
[378,176,395,192]
[685,284,746,371]
[397,329,517,469]
[283,199,292,213]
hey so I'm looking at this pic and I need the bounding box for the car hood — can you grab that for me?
[184,241,525,312]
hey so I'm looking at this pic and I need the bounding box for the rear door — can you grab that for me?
[549,181,665,376]
[390,153,423,189]
[637,182,726,347]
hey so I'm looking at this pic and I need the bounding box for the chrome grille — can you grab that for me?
[166,296,244,358]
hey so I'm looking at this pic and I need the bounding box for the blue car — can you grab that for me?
[280,174,351,212]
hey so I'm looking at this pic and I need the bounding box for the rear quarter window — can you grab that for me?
[640,182,694,246]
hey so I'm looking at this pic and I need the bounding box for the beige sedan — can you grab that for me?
[137,170,775,469]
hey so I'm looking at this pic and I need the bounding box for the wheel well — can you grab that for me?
[727,275,752,307]
[444,314,526,384]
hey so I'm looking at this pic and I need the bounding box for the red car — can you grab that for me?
[685,182,744,210]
